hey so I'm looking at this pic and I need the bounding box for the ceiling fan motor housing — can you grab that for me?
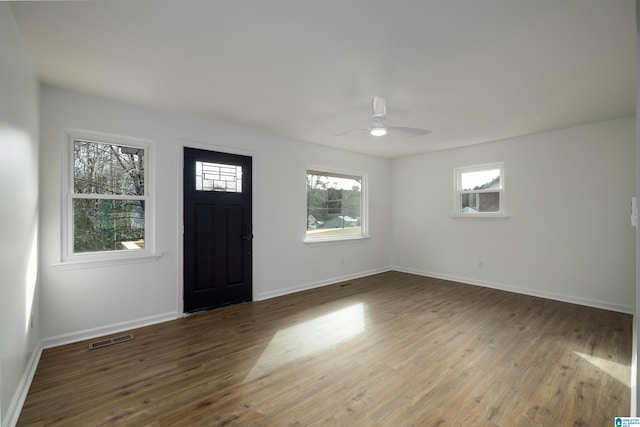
[372,96,387,119]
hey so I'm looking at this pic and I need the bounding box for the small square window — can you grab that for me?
[454,163,506,217]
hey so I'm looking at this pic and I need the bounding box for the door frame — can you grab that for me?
[177,140,255,315]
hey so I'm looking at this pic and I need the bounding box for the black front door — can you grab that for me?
[183,147,252,313]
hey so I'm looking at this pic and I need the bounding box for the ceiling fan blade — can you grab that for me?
[333,128,367,137]
[387,124,431,137]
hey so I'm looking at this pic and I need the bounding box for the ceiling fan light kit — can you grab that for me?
[370,127,387,136]
[370,118,388,136]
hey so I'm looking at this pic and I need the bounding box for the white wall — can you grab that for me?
[634,0,640,414]
[392,117,636,313]
[0,4,40,426]
[38,85,392,344]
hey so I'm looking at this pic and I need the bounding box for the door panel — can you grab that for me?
[184,148,252,313]
[193,204,216,292]
[226,204,244,285]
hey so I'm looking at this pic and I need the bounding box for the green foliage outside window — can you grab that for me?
[73,140,146,253]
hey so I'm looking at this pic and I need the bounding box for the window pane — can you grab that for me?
[460,169,500,191]
[306,171,361,238]
[461,192,500,212]
[196,161,242,193]
[74,140,145,196]
[73,198,145,253]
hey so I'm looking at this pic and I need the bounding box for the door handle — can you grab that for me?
[241,234,253,241]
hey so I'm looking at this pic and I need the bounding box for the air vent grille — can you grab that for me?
[89,333,134,350]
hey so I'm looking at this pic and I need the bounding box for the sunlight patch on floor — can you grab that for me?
[575,351,630,387]
[245,303,365,381]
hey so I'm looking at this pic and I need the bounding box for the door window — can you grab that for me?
[195,161,243,193]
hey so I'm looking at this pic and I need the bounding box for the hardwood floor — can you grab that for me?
[18,272,632,426]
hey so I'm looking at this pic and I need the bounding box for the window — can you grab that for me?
[305,167,367,241]
[61,129,155,264]
[454,162,506,217]
[195,161,243,193]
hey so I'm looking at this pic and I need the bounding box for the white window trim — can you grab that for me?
[304,165,369,244]
[451,162,509,220]
[54,128,160,268]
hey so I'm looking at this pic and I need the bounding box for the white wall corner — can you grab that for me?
[391,266,635,315]
[254,266,392,301]
[4,344,42,427]
[631,315,637,416]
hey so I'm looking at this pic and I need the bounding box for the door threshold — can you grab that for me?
[183,300,252,317]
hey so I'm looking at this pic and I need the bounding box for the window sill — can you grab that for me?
[303,235,370,247]
[52,253,163,270]
[449,213,510,220]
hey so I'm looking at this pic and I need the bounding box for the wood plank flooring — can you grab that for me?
[18,272,632,426]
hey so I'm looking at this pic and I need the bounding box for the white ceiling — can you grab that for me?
[9,0,637,158]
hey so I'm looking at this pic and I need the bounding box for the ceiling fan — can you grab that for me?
[335,96,431,137]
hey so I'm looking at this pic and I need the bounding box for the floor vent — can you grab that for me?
[89,333,134,350]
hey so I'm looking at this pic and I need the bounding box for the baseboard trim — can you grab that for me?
[254,266,393,301]
[4,343,42,427]
[41,311,180,349]
[392,266,635,314]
